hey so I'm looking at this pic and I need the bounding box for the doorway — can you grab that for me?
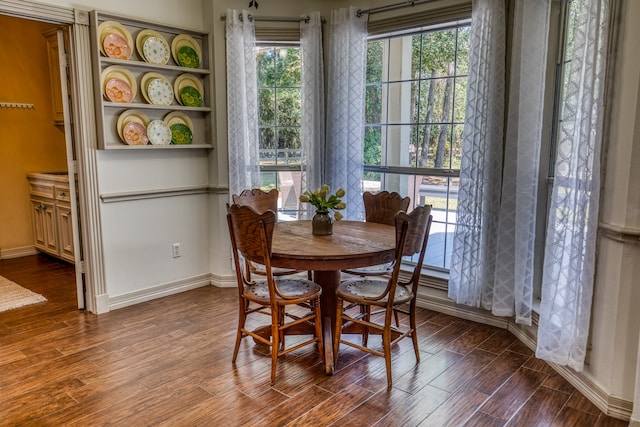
[0,14,84,308]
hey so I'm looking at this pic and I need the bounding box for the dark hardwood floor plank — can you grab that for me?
[479,366,549,420]
[428,348,498,393]
[504,385,570,426]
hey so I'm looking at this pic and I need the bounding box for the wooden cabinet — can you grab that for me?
[43,28,65,126]
[27,173,74,263]
[89,11,213,150]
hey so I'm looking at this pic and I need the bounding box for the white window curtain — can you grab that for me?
[226,9,260,197]
[325,7,367,220]
[493,0,551,325]
[536,0,611,371]
[300,12,325,216]
[449,0,550,326]
[448,0,506,308]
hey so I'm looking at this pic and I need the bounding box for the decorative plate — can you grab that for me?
[170,123,193,145]
[101,66,137,103]
[136,29,170,64]
[146,78,174,106]
[122,121,148,145]
[179,86,202,107]
[174,74,204,106]
[164,111,194,132]
[104,77,133,103]
[116,109,150,143]
[146,119,172,145]
[102,33,132,60]
[171,34,202,67]
[176,45,200,68]
[98,21,133,59]
[140,72,172,105]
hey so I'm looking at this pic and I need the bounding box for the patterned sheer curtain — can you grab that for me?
[536,0,611,371]
[300,12,325,216]
[325,7,367,220]
[448,0,506,308]
[225,10,260,197]
[492,0,551,325]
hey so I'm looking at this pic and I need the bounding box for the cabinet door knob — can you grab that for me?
[59,192,66,197]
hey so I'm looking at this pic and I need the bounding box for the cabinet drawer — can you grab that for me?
[29,181,55,199]
[55,185,71,202]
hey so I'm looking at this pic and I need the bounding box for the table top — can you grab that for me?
[271,220,396,271]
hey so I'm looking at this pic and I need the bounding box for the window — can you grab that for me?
[256,44,303,219]
[364,23,470,271]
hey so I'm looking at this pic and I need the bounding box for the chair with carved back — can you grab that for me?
[232,188,308,280]
[227,204,324,385]
[342,191,411,277]
[333,205,432,388]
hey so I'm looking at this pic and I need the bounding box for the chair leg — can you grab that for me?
[232,298,247,363]
[362,305,371,347]
[333,298,345,366]
[383,320,393,388]
[270,317,279,385]
[313,298,324,362]
[410,301,420,363]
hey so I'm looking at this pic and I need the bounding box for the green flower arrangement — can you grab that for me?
[300,184,347,221]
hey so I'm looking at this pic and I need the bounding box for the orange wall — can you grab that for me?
[0,15,68,251]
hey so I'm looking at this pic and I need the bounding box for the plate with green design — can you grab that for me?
[170,123,193,144]
[176,45,200,68]
[174,73,204,107]
[171,34,202,68]
[179,86,202,107]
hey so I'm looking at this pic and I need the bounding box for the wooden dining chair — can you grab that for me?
[227,204,324,385]
[342,191,410,277]
[232,188,308,280]
[333,204,432,388]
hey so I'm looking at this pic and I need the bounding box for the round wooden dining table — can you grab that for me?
[271,220,396,374]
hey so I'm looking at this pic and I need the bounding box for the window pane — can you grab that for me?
[276,88,301,126]
[256,47,275,87]
[275,47,301,87]
[364,23,470,273]
[256,44,303,217]
[258,88,275,125]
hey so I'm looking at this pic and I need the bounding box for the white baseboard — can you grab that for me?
[416,287,633,422]
[210,272,237,288]
[0,246,38,260]
[108,274,211,311]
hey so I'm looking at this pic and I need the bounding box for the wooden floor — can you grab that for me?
[0,254,628,426]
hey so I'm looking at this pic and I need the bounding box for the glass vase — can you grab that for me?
[312,210,333,235]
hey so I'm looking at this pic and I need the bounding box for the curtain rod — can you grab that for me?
[220,14,314,23]
[357,0,438,17]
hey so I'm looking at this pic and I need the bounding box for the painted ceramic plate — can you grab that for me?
[102,33,132,60]
[98,21,133,59]
[176,46,200,68]
[101,66,137,103]
[179,86,202,107]
[164,111,194,131]
[174,74,204,106]
[147,119,172,145]
[171,34,202,68]
[116,109,150,143]
[170,123,193,145]
[136,29,170,64]
[122,121,148,145]
[146,78,174,106]
[140,72,173,105]
[104,77,133,103]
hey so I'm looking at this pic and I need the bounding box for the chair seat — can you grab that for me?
[245,278,322,304]
[337,278,413,305]
[342,262,394,276]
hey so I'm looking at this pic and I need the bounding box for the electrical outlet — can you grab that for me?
[172,243,181,258]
